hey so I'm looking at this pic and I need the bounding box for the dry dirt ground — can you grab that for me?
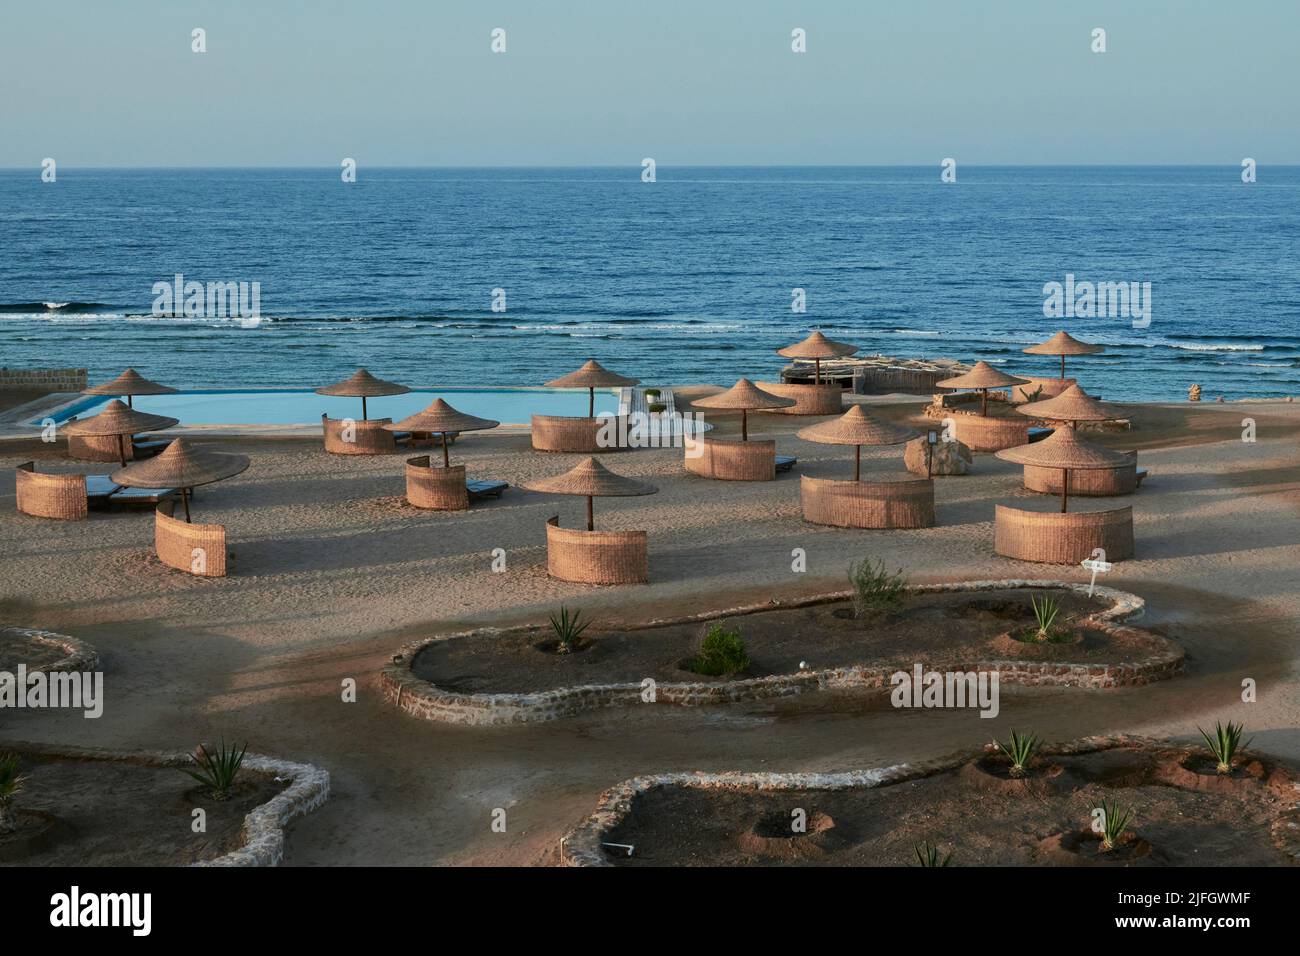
[0,397,1297,865]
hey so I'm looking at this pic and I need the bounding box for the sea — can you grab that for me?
[2,166,1298,402]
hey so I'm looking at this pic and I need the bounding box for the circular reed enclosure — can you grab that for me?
[530,414,628,453]
[949,415,1030,452]
[755,382,843,415]
[544,515,647,585]
[66,433,128,463]
[155,501,228,577]
[322,415,398,455]
[1024,455,1138,497]
[994,504,1134,564]
[683,437,776,481]
[405,459,469,511]
[799,474,935,529]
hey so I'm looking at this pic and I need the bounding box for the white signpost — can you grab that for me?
[1080,548,1113,597]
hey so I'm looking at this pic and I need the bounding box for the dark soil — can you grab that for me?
[412,588,1151,694]
[0,754,285,866]
[601,746,1293,867]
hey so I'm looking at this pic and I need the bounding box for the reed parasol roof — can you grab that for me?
[524,457,658,498]
[62,400,178,437]
[936,361,1030,391]
[111,439,249,488]
[83,368,177,398]
[384,399,499,434]
[995,427,1131,470]
[692,378,797,411]
[797,405,918,446]
[777,330,859,361]
[1017,384,1118,424]
[544,360,640,389]
[315,368,410,398]
[1023,330,1105,357]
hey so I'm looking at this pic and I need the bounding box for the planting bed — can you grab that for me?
[563,737,1300,867]
[0,626,98,674]
[384,581,1183,725]
[0,743,329,867]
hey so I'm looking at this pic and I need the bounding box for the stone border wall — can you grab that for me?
[3,741,329,867]
[0,368,87,391]
[381,580,1179,727]
[560,734,1300,866]
[1,626,99,673]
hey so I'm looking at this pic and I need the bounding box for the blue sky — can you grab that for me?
[3,0,1297,166]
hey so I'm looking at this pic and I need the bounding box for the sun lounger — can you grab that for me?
[107,485,179,506]
[467,479,508,500]
[775,455,797,472]
[1027,427,1053,443]
[131,438,170,458]
[85,475,122,504]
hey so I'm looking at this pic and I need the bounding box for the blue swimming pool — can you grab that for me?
[44,388,619,427]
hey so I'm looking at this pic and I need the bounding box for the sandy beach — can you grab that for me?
[2,393,1297,865]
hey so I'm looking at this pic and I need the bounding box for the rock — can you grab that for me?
[1188,384,1201,402]
[905,436,972,476]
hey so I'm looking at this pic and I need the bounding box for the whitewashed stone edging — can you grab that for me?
[1,741,329,867]
[561,734,1300,866]
[1,625,99,672]
[382,580,1175,726]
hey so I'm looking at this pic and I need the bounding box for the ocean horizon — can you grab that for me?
[4,164,1298,402]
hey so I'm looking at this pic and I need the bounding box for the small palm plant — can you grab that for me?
[1096,798,1134,852]
[1198,721,1251,775]
[914,841,953,866]
[182,739,248,801]
[995,729,1040,778]
[0,752,25,834]
[549,605,591,654]
[1030,593,1061,642]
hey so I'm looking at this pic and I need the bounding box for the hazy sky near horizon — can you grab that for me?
[3,0,1298,167]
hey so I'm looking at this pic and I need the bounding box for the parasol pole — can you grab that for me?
[442,436,451,468]
[741,408,748,441]
[1060,468,1069,513]
[814,357,821,386]
[1060,354,1066,380]
[117,434,129,467]
[854,444,861,481]
[362,396,368,421]
[181,486,192,523]
[981,388,989,417]
[585,495,594,532]
[589,386,595,419]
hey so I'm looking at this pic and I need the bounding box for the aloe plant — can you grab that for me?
[995,730,1040,778]
[914,841,953,866]
[0,752,25,834]
[1198,721,1252,775]
[1097,798,1134,852]
[549,605,591,654]
[182,739,248,800]
[1030,593,1061,642]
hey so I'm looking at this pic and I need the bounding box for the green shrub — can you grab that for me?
[995,729,1040,778]
[849,557,907,619]
[1030,594,1061,642]
[181,739,248,801]
[643,388,661,399]
[647,402,667,413]
[690,624,749,676]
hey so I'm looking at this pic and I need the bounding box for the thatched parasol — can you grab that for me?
[691,378,796,440]
[777,331,859,385]
[315,368,410,420]
[544,360,640,418]
[996,428,1131,512]
[112,439,249,522]
[383,399,499,467]
[62,400,180,466]
[1023,330,1105,380]
[524,456,657,531]
[83,369,177,408]
[1017,384,1119,428]
[797,406,919,481]
[936,361,1030,417]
